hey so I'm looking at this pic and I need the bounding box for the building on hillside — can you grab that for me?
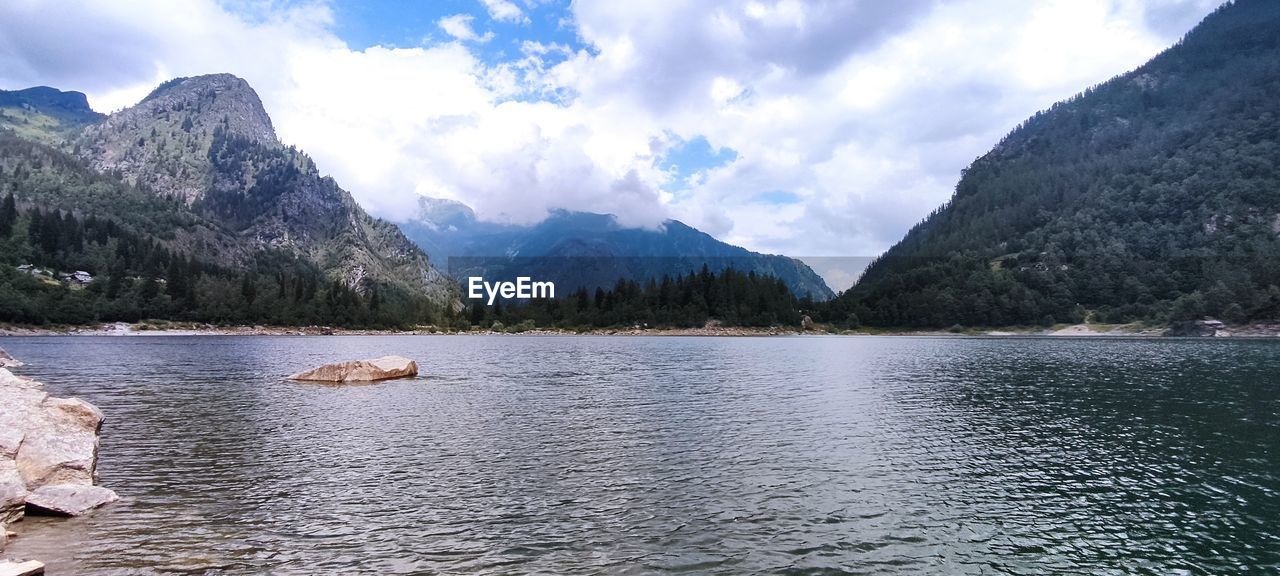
[63,270,94,285]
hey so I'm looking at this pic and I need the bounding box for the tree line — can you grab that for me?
[0,193,450,328]
[467,266,805,330]
[3,190,814,330]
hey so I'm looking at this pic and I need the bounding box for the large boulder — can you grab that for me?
[0,368,38,392]
[0,461,25,526]
[0,367,116,525]
[0,372,46,462]
[0,560,45,576]
[287,355,418,383]
[15,396,105,488]
[0,349,22,369]
[24,485,119,517]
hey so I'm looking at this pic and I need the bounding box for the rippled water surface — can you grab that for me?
[2,335,1278,574]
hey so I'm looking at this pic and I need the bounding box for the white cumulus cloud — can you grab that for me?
[438,14,494,43]
[478,0,529,24]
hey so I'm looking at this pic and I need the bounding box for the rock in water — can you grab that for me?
[287,356,418,383]
[24,485,119,517]
[0,367,116,523]
[0,560,46,576]
[0,349,21,369]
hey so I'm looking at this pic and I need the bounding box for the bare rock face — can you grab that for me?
[0,372,45,462]
[0,366,116,531]
[0,349,21,369]
[288,356,418,383]
[0,368,39,391]
[78,73,277,204]
[0,461,25,526]
[15,395,106,488]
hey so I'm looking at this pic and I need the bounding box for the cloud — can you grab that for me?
[0,0,1228,261]
[1139,0,1224,36]
[550,0,1226,256]
[438,14,493,43]
[478,0,529,24]
[562,0,939,115]
[0,1,334,110]
[274,41,670,226]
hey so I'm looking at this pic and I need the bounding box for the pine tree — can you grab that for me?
[241,274,257,305]
[0,192,15,237]
[166,259,188,300]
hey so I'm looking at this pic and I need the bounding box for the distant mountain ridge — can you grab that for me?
[0,86,104,144]
[400,197,836,300]
[0,86,102,123]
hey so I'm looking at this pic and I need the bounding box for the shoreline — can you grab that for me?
[2,321,1278,338]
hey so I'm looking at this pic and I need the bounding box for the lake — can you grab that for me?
[2,335,1278,574]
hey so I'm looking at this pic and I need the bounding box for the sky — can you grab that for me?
[0,0,1225,290]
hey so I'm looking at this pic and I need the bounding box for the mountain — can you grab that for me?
[400,197,836,301]
[0,75,457,327]
[0,86,104,144]
[828,0,1280,328]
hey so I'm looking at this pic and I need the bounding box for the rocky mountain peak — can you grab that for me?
[77,74,279,203]
[126,73,275,143]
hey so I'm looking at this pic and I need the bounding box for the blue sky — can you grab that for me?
[328,0,584,63]
[659,135,740,194]
[332,1,469,48]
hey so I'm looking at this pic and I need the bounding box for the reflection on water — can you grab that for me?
[2,336,1278,574]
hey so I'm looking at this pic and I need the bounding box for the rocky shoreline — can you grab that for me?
[1,348,117,574]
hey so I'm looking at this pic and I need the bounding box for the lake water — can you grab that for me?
[2,335,1278,574]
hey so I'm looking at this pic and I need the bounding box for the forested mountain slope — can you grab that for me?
[0,75,458,327]
[830,0,1280,328]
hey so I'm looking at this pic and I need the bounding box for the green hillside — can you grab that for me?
[0,86,104,145]
[827,0,1280,328]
